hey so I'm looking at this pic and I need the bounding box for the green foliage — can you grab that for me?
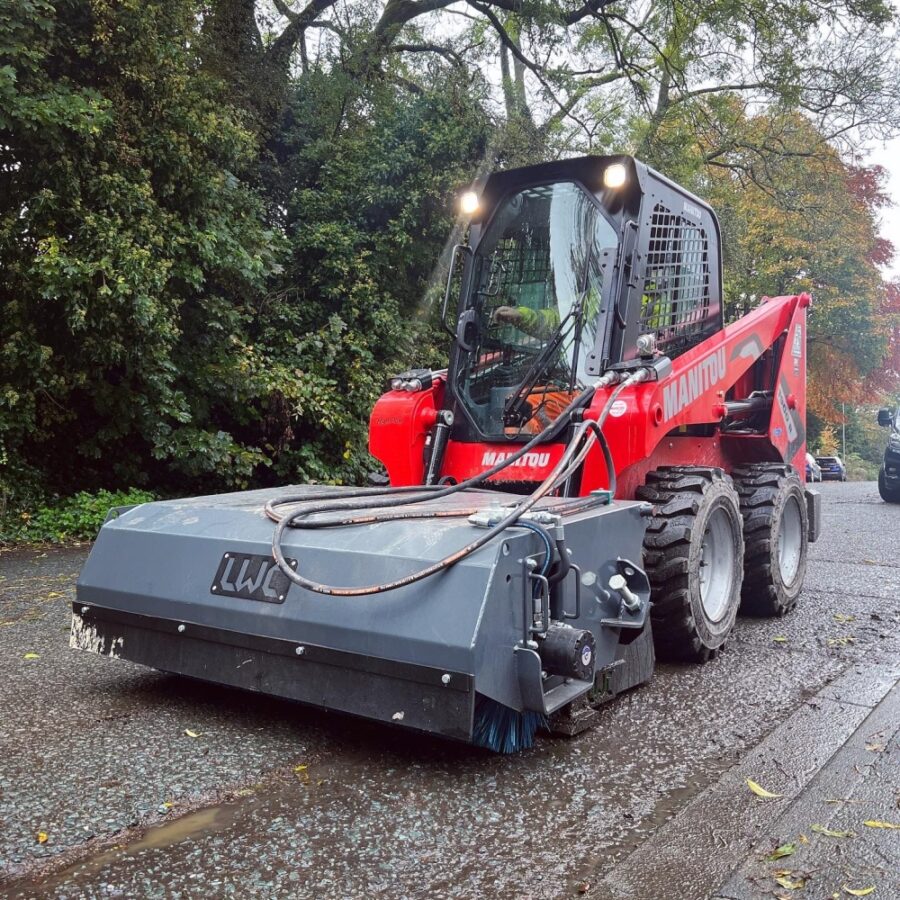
[250,65,491,483]
[2,0,897,533]
[0,0,280,506]
[0,488,156,543]
[843,452,879,482]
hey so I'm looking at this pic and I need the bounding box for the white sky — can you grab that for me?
[868,136,900,280]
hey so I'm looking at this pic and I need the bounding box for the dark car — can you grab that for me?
[815,455,847,481]
[877,407,900,503]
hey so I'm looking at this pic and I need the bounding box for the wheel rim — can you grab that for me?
[778,495,803,585]
[699,506,736,622]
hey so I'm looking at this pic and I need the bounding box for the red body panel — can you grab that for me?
[369,294,809,499]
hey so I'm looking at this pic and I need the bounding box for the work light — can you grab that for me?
[603,163,627,189]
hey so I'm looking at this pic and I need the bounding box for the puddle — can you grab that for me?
[7,801,248,898]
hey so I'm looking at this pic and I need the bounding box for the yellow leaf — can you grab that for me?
[798,834,809,844]
[863,820,899,829]
[184,729,201,738]
[23,652,40,660]
[747,778,783,799]
[811,823,854,838]
[161,801,174,810]
[864,743,885,753]
[775,874,806,890]
[294,764,308,773]
[843,887,875,897]
[773,636,789,643]
[36,831,48,844]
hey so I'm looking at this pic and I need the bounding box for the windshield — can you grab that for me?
[454,181,618,438]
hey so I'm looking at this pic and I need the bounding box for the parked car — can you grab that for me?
[876,406,900,503]
[815,455,847,481]
[805,452,822,482]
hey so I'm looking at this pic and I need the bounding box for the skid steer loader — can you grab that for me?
[72,155,821,752]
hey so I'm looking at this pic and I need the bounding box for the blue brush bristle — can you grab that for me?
[472,694,546,753]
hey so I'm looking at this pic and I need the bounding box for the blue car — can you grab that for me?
[815,455,847,481]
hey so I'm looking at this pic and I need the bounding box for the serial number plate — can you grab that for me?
[211,552,295,604]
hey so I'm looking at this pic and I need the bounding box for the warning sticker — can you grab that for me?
[791,324,803,358]
[609,399,627,418]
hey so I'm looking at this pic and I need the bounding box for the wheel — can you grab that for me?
[637,467,744,662]
[878,468,900,503]
[732,464,808,617]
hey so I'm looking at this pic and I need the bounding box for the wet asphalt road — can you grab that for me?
[0,480,898,898]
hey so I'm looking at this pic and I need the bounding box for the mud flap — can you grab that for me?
[805,488,821,543]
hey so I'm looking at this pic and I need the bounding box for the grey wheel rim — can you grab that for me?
[699,506,736,622]
[778,495,803,585]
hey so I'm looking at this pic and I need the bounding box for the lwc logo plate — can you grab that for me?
[211,552,296,603]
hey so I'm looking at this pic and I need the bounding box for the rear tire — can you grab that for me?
[733,464,808,617]
[878,468,900,503]
[637,467,744,663]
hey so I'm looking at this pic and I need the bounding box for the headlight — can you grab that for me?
[460,191,480,215]
[889,432,900,450]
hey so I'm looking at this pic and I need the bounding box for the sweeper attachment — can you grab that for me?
[73,154,820,752]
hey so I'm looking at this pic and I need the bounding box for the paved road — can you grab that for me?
[0,481,897,898]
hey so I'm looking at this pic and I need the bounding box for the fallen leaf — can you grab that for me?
[798,834,809,844]
[747,778,783,799]
[47,591,61,598]
[577,883,591,894]
[184,729,201,738]
[864,743,886,753]
[768,843,797,860]
[833,613,855,623]
[827,636,855,647]
[294,764,308,773]
[811,824,854,838]
[863,820,899,829]
[23,652,40,660]
[842,887,875,897]
[775,874,806,890]
[160,801,174,810]
[773,636,789,643]
[36,832,48,844]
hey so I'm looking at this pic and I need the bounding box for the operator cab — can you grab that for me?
[445,155,723,443]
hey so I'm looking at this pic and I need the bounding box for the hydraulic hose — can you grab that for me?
[267,369,645,596]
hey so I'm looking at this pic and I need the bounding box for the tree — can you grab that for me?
[0,0,278,502]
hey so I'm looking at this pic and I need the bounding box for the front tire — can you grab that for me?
[637,467,744,662]
[878,468,900,503]
[733,464,808,617]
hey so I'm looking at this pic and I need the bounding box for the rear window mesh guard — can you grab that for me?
[640,203,713,356]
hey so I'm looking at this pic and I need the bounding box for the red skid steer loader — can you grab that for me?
[371,155,819,666]
[73,155,820,752]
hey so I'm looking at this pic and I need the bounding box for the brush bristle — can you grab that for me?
[472,694,546,753]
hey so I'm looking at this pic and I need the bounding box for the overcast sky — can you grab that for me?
[868,136,900,280]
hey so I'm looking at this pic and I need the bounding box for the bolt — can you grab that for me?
[278,595,285,601]
[177,624,186,633]
[224,553,230,559]
[295,646,305,656]
[80,606,89,615]
[441,673,451,685]
[211,585,217,592]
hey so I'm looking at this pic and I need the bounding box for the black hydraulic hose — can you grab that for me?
[268,373,639,595]
[265,379,599,524]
